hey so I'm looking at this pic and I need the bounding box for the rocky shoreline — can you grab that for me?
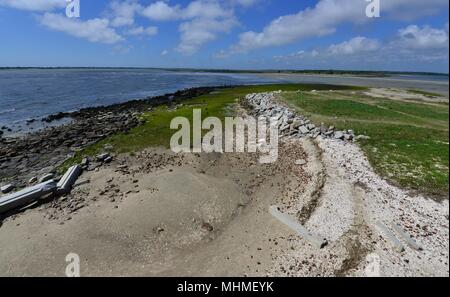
[245,91,365,141]
[0,86,222,190]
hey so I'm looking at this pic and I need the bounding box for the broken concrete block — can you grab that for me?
[392,224,423,251]
[0,180,56,214]
[376,221,405,253]
[1,184,14,194]
[270,206,327,249]
[56,165,82,194]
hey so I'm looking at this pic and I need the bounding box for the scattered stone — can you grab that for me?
[202,222,214,232]
[306,124,315,130]
[295,159,307,166]
[291,120,302,129]
[39,173,54,183]
[334,131,344,140]
[355,135,371,141]
[244,92,357,144]
[344,133,353,141]
[1,184,14,194]
[96,153,110,162]
[28,177,38,184]
[299,126,309,134]
[81,157,89,167]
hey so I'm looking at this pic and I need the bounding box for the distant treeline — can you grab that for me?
[0,67,448,77]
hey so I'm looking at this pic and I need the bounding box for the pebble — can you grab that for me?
[39,173,54,183]
[0,184,14,194]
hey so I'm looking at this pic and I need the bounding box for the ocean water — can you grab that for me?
[0,69,282,129]
[0,68,448,131]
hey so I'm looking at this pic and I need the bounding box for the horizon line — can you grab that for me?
[0,67,448,76]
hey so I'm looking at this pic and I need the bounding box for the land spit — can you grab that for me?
[0,90,448,276]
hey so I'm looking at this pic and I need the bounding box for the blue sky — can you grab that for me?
[0,0,448,72]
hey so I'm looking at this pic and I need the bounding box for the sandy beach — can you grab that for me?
[1,87,448,277]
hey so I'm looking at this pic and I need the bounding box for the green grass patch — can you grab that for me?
[281,90,449,198]
[58,83,362,173]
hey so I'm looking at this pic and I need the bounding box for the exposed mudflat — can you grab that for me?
[364,88,449,104]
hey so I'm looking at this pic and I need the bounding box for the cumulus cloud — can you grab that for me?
[274,24,448,68]
[0,0,65,11]
[394,25,449,49]
[141,0,257,21]
[39,13,123,44]
[178,16,237,55]
[230,0,259,7]
[140,0,237,55]
[328,37,381,55]
[275,37,380,61]
[141,0,233,21]
[126,26,158,36]
[141,1,181,21]
[108,0,142,27]
[230,0,449,53]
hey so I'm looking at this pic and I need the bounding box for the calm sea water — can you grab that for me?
[0,69,279,129]
[0,68,448,132]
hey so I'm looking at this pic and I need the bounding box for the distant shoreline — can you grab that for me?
[0,67,448,77]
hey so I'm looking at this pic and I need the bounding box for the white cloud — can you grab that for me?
[140,0,237,55]
[177,16,237,55]
[182,0,232,19]
[230,0,259,7]
[126,26,158,36]
[108,0,142,27]
[141,0,232,21]
[274,24,448,68]
[161,49,169,56]
[394,25,449,49]
[275,37,380,61]
[231,0,449,53]
[0,0,65,11]
[40,13,123,44]
[141,1,181,21]
[328,36,381,55]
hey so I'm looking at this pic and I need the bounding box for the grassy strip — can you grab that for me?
[59,84,362,173]
[281,90,449,198]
